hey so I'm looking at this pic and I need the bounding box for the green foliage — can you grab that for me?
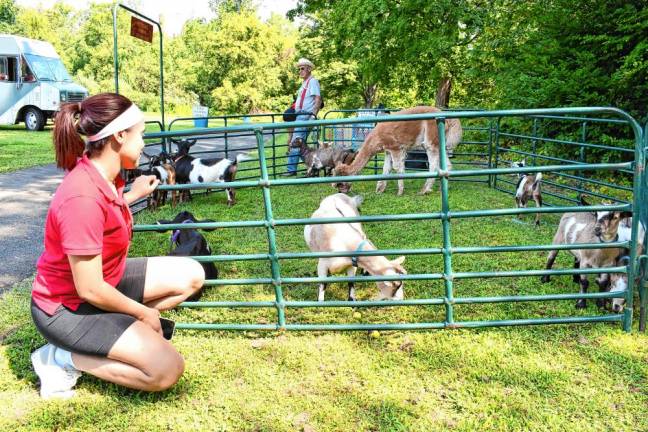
[0,0,18,33]
[462,0,644,121]
[180,10,297,113]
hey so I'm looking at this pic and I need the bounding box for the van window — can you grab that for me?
[21,57,36,82]
[23,54,72,82]
[0,56,18,82]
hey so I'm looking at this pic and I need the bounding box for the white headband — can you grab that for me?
[87,104,144,142]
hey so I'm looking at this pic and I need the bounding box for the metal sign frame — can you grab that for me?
[112,3,165,129]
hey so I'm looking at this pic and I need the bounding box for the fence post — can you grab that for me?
[531,118,538,166]
[487,119,494,187]
[437,118,455,326]
[640,122,648,331]
[271,115,277,179]
[578,121,587,198]
[223,117,230,159]
[255,128,285,329]
[625,122,645,332]
[492,118,502,189]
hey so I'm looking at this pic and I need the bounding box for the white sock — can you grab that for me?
[53,346,76,370]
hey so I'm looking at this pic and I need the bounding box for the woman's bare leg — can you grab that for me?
[142,256,205,310]
[69,256,203,391]
[71,321,183,391]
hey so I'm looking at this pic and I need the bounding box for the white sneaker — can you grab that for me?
[31,344,82,399]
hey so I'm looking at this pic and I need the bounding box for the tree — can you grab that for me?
[179,8,297,113]
[290,0,491,108]
[0,0,18,33]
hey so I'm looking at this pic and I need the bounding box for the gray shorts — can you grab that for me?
[31,258,148,357]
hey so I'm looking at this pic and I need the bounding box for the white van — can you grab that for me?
[0,34,88,131]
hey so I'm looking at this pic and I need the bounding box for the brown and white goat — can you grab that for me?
[607,216,645,312]
[304,193,407,301]
[512,160,543,225]
[150,163,178,209]
[334,106,463,196]
[541,201,632,309]
[141,151,179,210]
[290,138,357,177]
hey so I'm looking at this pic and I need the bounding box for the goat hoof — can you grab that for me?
[575,299,587,309]
[535,221,541,227]
[596,298,607,309]
[540,275,550,283]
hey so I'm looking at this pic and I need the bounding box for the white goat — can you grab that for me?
[304,193,407,301]
[541,200,632,309]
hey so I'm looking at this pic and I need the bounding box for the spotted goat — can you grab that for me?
[512,160,543,226]
[541,197,632,309]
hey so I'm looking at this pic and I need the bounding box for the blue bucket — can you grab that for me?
[194,118,208,128]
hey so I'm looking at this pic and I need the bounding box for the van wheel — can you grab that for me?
[25,107,45,131]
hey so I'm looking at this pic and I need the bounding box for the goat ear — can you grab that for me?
[392,256,406,266]
[620,211,633,219]
[154,220,173,232]
[353,194,364,207]
[198,219,217,231]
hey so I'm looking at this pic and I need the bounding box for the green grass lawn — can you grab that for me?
[0,114,187,174]
[0,125,56,173]
[1,170,647,431]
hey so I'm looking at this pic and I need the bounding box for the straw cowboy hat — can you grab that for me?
[296,58,315,69]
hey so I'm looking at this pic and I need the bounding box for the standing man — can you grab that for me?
[284,58,322,176]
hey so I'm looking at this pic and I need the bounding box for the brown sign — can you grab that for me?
[130,16,153,43]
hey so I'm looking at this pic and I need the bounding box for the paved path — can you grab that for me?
[0,164,64,291]
[0,134,267,292]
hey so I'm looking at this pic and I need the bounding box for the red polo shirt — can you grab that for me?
[32,155,133,315]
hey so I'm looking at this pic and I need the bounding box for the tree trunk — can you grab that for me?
[435,77,452,108]
[362,83,378,108]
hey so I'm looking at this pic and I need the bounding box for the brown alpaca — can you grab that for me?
[334,106,463,195]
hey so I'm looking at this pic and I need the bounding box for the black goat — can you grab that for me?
[172,139,249,206]
[156,211,219,301]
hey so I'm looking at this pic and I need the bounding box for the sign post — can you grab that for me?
[112,4,165,129]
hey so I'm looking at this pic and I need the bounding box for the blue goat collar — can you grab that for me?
[170,219,194,248]
[351,240,369,267]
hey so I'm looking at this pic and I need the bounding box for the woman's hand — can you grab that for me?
[137,306,162,335]
[126,175,159,203]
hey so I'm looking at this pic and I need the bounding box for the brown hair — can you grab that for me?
[54,93,133,171]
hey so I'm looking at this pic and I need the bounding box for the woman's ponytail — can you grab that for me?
[53,93,133,171]
[53,102,85,171]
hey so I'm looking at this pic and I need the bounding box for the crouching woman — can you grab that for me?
[30,93,205,399]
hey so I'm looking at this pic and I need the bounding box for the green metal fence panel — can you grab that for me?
[136,107,646,333]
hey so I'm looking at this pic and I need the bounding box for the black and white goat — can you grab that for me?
[172,139,249,206]
[541,198,631,309]
[156,211,219,301]
[512,160,543,225]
